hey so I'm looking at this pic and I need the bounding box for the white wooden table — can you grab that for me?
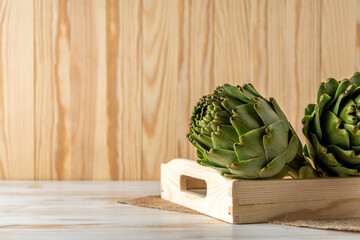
[0,181,358,239]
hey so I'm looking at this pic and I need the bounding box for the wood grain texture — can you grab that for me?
[215,0,250,86]
[250,0,321,140]
[3,0,360,180]
[162,159,360,224]
[250,0,287,118]
[142,0,179,180]
[284,0,321,139]
[1,181,357,239]
[34,0,71,180]
[177,0,214,162]
[0,0,34,179]
[321,0,357,80]
[35,0,110,180]
[356,0,360,70]
[107,0,142,180]
[69,0,108,180]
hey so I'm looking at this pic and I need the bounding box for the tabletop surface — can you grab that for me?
[0,181,359,240]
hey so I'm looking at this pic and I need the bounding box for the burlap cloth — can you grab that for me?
[118,195,360,232]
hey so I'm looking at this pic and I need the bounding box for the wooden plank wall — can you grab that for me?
[0,0,359,180]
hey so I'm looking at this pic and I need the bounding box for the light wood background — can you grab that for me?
[0,0,358,180]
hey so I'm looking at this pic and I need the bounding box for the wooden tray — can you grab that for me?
[161,158,360,224]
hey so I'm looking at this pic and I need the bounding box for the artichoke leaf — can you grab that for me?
[221,98,242,113]
[354,94,360,106]
[302,115,313,138]
[213,110,232,123]
[285,131,302,163]
[310,132,340,167]
[327,145,360,168]
[197,159,231,174]
[305,104,316,116]
[333,79,352,103]
[322,111,350,149]
[187,134,207,152]
[310,132,358,176]
[314,94,331,141]
[243,83,262,98]
[339,100,357,124]
[253,97,280,125]
[350,72,360,85]
[190,132,213,149]
[220,84,251,103]
[331,85,357,115]
[326,165,359,176]
[240,85,259,100]
[216,125,239,143]
[356,106,360,119]
[231,103,263,135]
[317,78,339,102]
[201,125,212,136]
[343,123,360,146]
[204,148,238,167]
[211,129,235,150]
[259,149,287,178]
[263,121,289,161]
[269,97,290,131]
[234,126,266,160]
[259,132,300,178]
[348,87,360,99]
[352,145,360,155]
[220,173,242,179]
[228,156,267,179]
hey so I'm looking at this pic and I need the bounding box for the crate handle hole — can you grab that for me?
[180,175,207,198]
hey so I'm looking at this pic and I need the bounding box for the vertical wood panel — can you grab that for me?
[177,0,214,161]
[35,0,110,180]
[70,0,108,179]
[5,0,360,180]
[321,0,357,80]
[284,0,321,139]
[250,0,286,109]
[106,0,142,180]
[142,0,179,180]
[215,0,250,86]
[356,0,360,70]
[250,0,321,140]
[34,0,71,179]
[0,0,34,179]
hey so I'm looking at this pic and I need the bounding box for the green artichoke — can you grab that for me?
[303,72,360,177]
[188,83,312,179]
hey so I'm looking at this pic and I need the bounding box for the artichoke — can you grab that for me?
[188,83,311,179]
[303,72,360,177]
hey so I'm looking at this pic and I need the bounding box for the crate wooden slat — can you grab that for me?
[161,158,360,224]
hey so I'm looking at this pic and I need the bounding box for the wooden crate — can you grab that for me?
[161,158,360,224]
